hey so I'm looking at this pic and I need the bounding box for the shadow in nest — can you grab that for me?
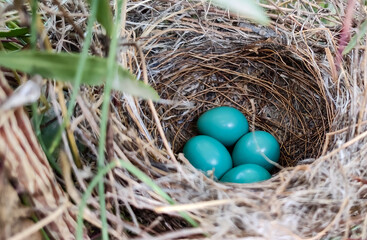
[148,42,335,169]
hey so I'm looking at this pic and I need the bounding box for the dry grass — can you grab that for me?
[3,0,367,239]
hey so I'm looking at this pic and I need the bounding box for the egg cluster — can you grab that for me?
[183,106,280,184]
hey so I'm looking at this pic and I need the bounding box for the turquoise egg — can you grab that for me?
[197,106,249,147]
[183,135,232,179]
[232,131,280,171]
[220,164,271,183]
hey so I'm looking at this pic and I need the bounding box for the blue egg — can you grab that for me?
[232,131,280,171]
[183,135,232,179]
[197,106,249,147]
[220,164,271,183]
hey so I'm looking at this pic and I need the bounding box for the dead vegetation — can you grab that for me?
[2,0,367,239]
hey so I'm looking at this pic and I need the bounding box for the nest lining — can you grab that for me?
[147,43,333,170]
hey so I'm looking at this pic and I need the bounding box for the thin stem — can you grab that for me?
[30,0,42,145]
[48,0,99,155]
[97,0,125,239]
[30,0,38,49]
[76,161,117,240]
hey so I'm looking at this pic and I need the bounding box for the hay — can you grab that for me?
[4,0,367,239]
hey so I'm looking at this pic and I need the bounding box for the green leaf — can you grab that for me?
[0,50,159,100]
[6,20,21,29]
[87,0,113,37]
[209,0,269,25]
[1,41,22,51]
[0,27,29,38]
[343,20,367,55]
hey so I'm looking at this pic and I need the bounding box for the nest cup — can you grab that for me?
[148,43,333,170]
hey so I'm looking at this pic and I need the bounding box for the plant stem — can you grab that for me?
[48,0,99,156]
[30,0,38,49]
[96,0,125,239]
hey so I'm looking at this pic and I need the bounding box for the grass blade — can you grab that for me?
[1,41,22,51]
[209,0,269,25]
[0,27,29,38]
[343,20,367,55]
[95,0,126,238]
[0,50,159,100]
[30,0,38,49]
[87,0,113,37]
[46,0,100,163]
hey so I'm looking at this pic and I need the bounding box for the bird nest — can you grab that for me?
[3,0,367,239]
[148,43,332,169]
[85,1,364,238]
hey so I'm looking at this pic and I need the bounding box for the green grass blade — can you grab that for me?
[76,161,117,240]
[44,0,100,181]
[95,0,125,237]
[29,0,45,179]
[66,0,99,118]
[1,41,22,51]
[209,0,269,25]
[87,0,113,37]
[0,27,29,38]
[30,0,38,49]
[343,20,367,55]
[0,50,159,100]
[6,21,21,29]
[76,160,199,239]
[48,0,100,162]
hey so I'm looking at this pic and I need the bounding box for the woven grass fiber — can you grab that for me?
[4,0,367,239]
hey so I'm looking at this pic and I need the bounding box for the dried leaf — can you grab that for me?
[0,75,42,111]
